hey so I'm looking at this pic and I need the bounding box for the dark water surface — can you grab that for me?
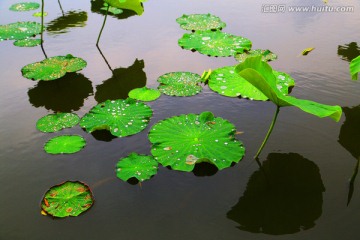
[1,0,360,239]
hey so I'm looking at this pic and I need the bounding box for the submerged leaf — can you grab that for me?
[349,55,360,80]
[235,49,277,63]
[301,47,315,56]
[9,2,40,11]
[128,87,161,101]
[13,38,41,47]
[36,113,80,133]
[0,22,43,41]
[44,135,86,154]
[176,14,226,31]
[157,72,202,96]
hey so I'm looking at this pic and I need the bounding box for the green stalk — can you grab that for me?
[40,0,47,58]
[254,106,280,159]
[96,5,109,46]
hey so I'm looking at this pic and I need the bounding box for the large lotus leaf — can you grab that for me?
[0,22,43,41]
[148,112,245,172]
[178,30,252,57]
[80,98,153,137]
[44,135,86,154]
[208,66,294,100]
[9,2,40,11]
[176,14,226,31]
[236,56,342,122]
[104,0,144,15]
[13,38,41,47]
[157,72,202,96]
[21,54,87,81]
[235,49,277,63]
[128,87,161,101]
[41,181,94,218]
[36,113,80,133]
[350,55,360,80]
[116,153,158,182]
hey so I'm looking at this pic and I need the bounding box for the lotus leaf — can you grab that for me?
[13,38,41,47]
[208,66,294,100]
[176,14,226,31]
[101,4,123,15]
[148,112,245,172]
[33,12,48,17]
[21,54,87,81]
[36,113,80,133]
[235,49,277,63]
[178,30,252,57]
[157,72,202,97]
[116,153,158,182]
[350,55,360,80]
[0,22,43,41]
[128,87,161,101]
[104,0,144,15]
[80,98,153,137]
[9,2,40,11]
[44,135,86,154]
[41,181,94,218]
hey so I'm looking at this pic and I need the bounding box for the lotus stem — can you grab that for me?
[40,0,47,58]
[96,5,109,46]
[347,156,360,206]
[57,0,65,16]
[254,105,280,159]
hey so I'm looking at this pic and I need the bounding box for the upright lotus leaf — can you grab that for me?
[350,55,360,80]
[41,181,94,218]
[176,14,226,31]
[157,72,202,97]
[0,22,43,41]
[236,56,342,122]
[148,112,245,172]
[9,2,40,11]
[44,135,86,154]
[21,54,87,81]
[13,38,41,47]
[209,65,294,100]
[104,0,144,15]
[128,87,161,101]
[36,113,80,133]
[178,30,252,57]
[116,153,158,182]
[235,49,277,63]
[80,98,153,137]
[101,5,123,15]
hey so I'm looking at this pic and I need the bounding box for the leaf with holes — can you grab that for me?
[176,14,226,31]
[157,72,202,96]
[235,49,277,63]
[0,22,43,41]
[129,87,161,101]
[148,112,245,172]
[9,2,40,11]
[36,113,80,133]
[44,135,86,154]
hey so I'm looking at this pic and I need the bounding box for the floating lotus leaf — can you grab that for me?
[104,0,144,15]
[21,54,87,81]
[36,113,80,133]
[176,14,226,31]
[9,2,40,11]
[80,98,153,137]
[13,38,41,47]
[44,135,86,154]
[148,112,245,172]
[33,12,48,17]
[0,22,43,41]
[116,153,158,182]
[208,66,294,100]
[350,55,360,80]
[157,72,202,96]
[178,30,252,57]
[41,181,94,218]
[235,49,277,63]
[128,87,161,101]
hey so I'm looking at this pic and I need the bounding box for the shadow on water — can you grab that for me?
[28,72,93,112]
[46,11,88,35]
[90,0,143,19]
[337,42,360,62]
[227,152,325,235]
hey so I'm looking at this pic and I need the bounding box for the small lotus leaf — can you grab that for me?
[148,112,245,172]
[0,22,43,41]
[33,12,48,17]
[235,49,277,63]
[350,55,360,80]
[80,98,153,137]
[9,2,40,11]
[44,135,86,154]
[157,72,202,96]
[178,30,252,57]
[128,87,161,101]
[13,38,41,47]
[41,181,94,218]
[36,113,80,133]
[21,54,87,81]
[176,14,226,31]
[116,153,158,182]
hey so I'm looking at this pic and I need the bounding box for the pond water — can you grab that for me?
[1,0,360,239]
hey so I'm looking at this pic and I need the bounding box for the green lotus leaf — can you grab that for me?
[148,111,245,172]
[128,87,161,101]
[116,153,158,182]
[236,56,342,122]
[176,14,226,31]
[41,181,94,218]
[350,55,360,80]
[13,38,41,47]
[80,98,153,137]
[157,72,202,97]
[36,113,80,133]
[101,5,123,15]
[104,0,144,15]
[33,11,48,17]
[0,22,43,41]
[208,65,294,100]
[44,135,86,154]
[178,30,252,57]
[9,2,40,11]
[21,54,87,81]
[235,49,277,63]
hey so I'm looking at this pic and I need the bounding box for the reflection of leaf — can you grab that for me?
[337,42,360,62]
[350,55,360,80]
[301,47,315,56]
[46,11,87,35]
[176,14,226,31]
[157,72,202,97]
[0,22,43,41]
[44,135,86,154]
[338,105,360,159]
[36,113,80,133]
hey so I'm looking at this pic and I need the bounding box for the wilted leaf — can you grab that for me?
[301,47,315,56]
